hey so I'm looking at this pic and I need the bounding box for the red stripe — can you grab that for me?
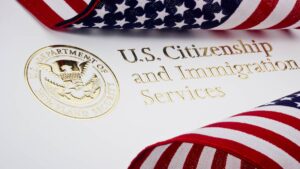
[65,0,88,14]
[154,142,182,169]
[234,0,279,29]
[18,0,64,29]
[211,150,227,169]
[236,110,300,130]
[183,144,204,169]
[270,1,300,29]
[169,134,280,169]
[205,122,300,160]
[128,147,155,169]
[241,160,256,169]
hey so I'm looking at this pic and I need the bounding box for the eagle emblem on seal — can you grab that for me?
[39,60,101,100]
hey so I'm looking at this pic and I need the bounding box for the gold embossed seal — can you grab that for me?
[25,45,119,119]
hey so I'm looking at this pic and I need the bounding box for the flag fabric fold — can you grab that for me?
[19,0,300,30]
[128,92,300,169]
[18,0,101,29]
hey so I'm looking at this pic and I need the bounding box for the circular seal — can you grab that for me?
[25,45,120,119]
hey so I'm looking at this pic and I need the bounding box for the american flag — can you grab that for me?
[128,91,300,169]
[19,0,300,30]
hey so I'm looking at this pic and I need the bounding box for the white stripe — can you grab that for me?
[83,0,92,4]
[223,115,300,145]
[191,127,299,169]
[44,0,78,20]
[141,144,171,169]
[252,105,300,119]
[196,146,216,169]
[225,155,241,169]
[252,0,297,29]
[168,143,193,169]
[213,0,260,29]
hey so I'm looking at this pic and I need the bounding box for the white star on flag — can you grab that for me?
[156,9,169,20]
[175,20,186,28]
[176,3,189,16]
[281,97,293,101]
[116,18,128,27]
[73,23,86,28]
[296,102,300,107]
[136,14,148,24]
[195,0,207,10]
[266,101,276,105]
[94,22,106,28]
[95,7,109,19]
[214,10,225,22]
[195,15,206,26]
[115,2,128,14]
[155,24,166,29]
[137,0,149,8]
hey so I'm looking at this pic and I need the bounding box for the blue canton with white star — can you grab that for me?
[262,91,300,110]
[72,0,242,29]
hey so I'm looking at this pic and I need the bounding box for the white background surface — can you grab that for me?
[1,1,300,169]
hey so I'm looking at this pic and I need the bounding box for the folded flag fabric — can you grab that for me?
[19,0,300,30]
[128,92,300,169]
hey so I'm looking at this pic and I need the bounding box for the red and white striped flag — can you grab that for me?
[129,91,300,169]
[19,0,300,30]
